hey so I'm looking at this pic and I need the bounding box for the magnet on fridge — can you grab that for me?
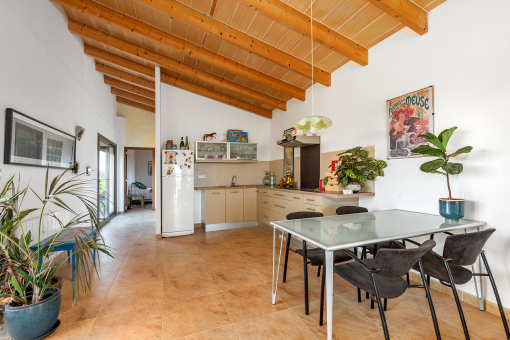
[188,165,190,169]
[189,161,192,164]
[183,152,187,156]
[191,152,193,155]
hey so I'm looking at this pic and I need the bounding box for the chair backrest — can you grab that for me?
[373,239,436,277]
[443,228,495,266]
[336,206,368,215]
[286,211,323,220]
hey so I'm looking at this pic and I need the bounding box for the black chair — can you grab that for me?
[410,229,510,340]
[282,211,353,325]
[334,239,440,340]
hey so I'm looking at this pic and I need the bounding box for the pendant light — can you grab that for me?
[294,0,332,136]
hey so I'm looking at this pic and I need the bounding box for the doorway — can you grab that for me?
[124,147,156,212]
[98,134,117,223]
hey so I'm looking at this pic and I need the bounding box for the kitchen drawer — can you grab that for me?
[303,203,323,213]
[269,196,303,215]
[259,188,271,196]
[258,194,270,210]
[303,195,323,207]
[288,193,303,203]
[268,209,287,224]
[270,190,290,200]
[259,207,271,225]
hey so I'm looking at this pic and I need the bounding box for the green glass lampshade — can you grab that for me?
[294,115,332,132]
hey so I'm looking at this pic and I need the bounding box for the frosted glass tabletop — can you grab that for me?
[270,210,486,251]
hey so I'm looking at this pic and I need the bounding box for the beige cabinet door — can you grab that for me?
[244,188,257,221]
[226,189,244,223]
[205,190,226,224]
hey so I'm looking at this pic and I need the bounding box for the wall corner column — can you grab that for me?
[155,66,161,235]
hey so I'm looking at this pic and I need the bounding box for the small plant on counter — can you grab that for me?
[324,147,387,186]
[412,126,472,200]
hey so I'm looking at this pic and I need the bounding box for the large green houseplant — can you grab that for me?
[412,126,473,220]
[0,166,112,339]
[324,147,387,193]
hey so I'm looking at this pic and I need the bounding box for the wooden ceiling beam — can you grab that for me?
[366,0,428,35]
[235,0,368,66]
[95,63,156,90]
[54,0,303,101]
[85,44,155,78]
[104,76,155,99]
[111,87,156,107]
[116,96,156,112]
[69,20,286,111]
[133,0,331,86]
[161,73,272,119]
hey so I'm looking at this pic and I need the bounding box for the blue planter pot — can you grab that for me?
[5,288,61,340]
[439,198,465,221]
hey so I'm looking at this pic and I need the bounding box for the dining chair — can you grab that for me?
[410,228,509,340]
[333,239,440,340]
[282,211,353,325]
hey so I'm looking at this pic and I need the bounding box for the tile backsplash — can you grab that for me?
[194,161,270,187]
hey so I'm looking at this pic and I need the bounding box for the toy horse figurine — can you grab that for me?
[203,132,217,141]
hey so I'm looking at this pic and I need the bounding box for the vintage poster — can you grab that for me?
[387,86,434,159]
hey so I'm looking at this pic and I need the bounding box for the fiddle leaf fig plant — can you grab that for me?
[324,147,387,187]
[412,126,473,200]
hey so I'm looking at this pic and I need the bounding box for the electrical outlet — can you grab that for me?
[198,175,205,179]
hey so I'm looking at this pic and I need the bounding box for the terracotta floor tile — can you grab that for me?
[164,260,212,280]
[59,289,109,323]
[219,283,288,323]
[391,314,475,340]
[47,319,94,340]
[87,305,162,340]
[164,275,220,303]
[233,309,316,340]
[98,283,164,318]
[275,277,323,308]
[209,266,265,291]
[177,325,238,340]
[436,301,507,340]
[113,266,164,289]
[291,299,382,340]
[400,285,456,311]
[162,294,231,339]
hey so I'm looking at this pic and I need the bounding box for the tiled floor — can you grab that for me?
[43,209,508,339]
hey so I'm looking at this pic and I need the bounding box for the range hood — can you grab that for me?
[277,136,320,148]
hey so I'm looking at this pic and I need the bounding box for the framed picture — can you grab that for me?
[387,86,434,159]
[283,147,294,178]
[148,161,153,176]
[227,131,248,143]
[4,109,75,169]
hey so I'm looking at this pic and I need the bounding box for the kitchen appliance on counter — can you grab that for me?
[161,149,194,237]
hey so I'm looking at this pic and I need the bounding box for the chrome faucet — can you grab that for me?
[231,175,237,187]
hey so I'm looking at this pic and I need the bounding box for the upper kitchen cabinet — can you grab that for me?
[195,141,258,163]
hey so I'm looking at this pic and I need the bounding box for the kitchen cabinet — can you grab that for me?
[204,190,225,224]
[195,142,228,161]
[229,143,257,160]
[243,188,257,221]
[226,188,244,223]
[195,141,258,163]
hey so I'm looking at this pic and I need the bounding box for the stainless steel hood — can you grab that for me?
[277,136,320,148]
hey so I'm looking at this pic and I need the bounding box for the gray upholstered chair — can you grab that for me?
[334,239,440,340]
[283,211,353,325]
[410,229,509,340]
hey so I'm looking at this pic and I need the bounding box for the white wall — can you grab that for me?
[270,0,510,308]
[126,149,135,189]
[134,150,153,188]
[161,84,272,223]
[0,1,124,216]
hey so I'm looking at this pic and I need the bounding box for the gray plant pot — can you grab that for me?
[5,288,61,340]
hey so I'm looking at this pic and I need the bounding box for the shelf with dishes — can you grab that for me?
[195,141,258,163]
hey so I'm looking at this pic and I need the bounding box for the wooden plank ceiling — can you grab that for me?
[52,0,446,118]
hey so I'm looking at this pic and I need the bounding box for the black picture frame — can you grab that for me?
[148,161,153,176]
[4,108,76,169]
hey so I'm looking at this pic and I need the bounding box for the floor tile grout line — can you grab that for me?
[436,315,483,340]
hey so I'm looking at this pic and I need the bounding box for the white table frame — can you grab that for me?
[271,210,486,340]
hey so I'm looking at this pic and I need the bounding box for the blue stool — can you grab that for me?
[30,227,97,281]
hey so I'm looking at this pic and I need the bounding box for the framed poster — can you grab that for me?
[387,86,434,159]
[4,109,76,168]
[148,161,153,176]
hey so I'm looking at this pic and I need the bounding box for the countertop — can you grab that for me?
[194,185,375,199]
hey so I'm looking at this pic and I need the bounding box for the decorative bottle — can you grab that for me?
[263,171,270,185]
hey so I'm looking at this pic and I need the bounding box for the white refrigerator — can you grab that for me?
[161,149,195,237]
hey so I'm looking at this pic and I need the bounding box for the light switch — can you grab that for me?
[198,175,205,178]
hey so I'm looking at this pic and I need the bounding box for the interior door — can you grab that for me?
[98,134,117,223]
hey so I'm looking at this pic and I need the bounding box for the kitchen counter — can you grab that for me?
[194,185,375,199]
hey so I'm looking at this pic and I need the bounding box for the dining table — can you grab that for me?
[270,209,487,340]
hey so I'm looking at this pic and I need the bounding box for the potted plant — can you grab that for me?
[0,166,112,339]
[324,147,387,193]
[412,126,473,221]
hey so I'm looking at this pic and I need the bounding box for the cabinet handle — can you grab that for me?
[306,198,315,202]
[212,192,221,194]
[275,204,286,209]
[231,191,239,193]
[263,215,268,218]
[293,197,300,199]
[263,201,268,204]
[274,193,284,197]
[306,208,316,211]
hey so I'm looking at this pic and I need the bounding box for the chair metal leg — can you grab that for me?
[317,265,321,277]
[371,273,390,340]
[480,252,510,338]
[366,291,370,299]
[357,288,361,302]
[444,261,470,339]
[361,246,367,260]
[320,263,326,326]
[418,260,441,340]
[371,297,374,309]
[384,298,387,311]
[373,244,378,256]
[303,240,309,315]
[283,233,292,283]
[406,273,410,285]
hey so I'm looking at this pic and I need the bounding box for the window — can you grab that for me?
[15,123,43,159]
[46,138,63,163]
